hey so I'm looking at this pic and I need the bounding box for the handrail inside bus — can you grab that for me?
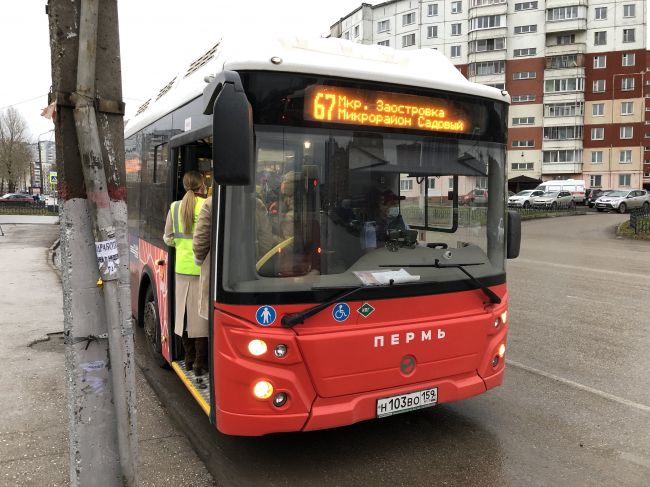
[256,237,294,271]
[169,124,212,148]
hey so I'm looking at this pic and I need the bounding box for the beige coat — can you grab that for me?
[193,198,212,320]
[164,208,208,337]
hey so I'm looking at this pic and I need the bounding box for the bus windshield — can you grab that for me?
[221,125,506,301]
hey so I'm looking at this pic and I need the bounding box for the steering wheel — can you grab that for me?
[256,237,294,272]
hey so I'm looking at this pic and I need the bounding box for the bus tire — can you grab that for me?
[143,285,168,368]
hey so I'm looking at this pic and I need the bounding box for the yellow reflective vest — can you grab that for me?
[170,197,206,275]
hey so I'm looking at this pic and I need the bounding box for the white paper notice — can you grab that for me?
[96,239,119,277]
[354,268,420,286]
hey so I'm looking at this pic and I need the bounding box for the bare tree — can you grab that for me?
[0,107,32,193]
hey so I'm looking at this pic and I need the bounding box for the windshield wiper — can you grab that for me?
[281,283,393,328]
[380,259,501,304]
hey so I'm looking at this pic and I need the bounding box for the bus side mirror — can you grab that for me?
[507,210,521,259]
[204,71,253,185]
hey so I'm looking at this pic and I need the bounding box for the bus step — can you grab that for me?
[172,361,211,416]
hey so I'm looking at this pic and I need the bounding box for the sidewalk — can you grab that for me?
[0,223,214,486]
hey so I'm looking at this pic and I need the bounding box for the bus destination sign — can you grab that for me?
[304,85,473,134]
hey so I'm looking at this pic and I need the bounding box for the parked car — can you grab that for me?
[461,188,488,206]
[586,189,611,208]
[532,191,574,210]
[594,189,650,213]
[0,193,35,205]
[508,189,545,209]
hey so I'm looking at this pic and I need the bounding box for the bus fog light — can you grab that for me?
[253,380,273,399]
[491,356,499,367]
[498,343,506,358]
[274,344,287,358]
[272,392,287,407]
[493,318,500,328]
[248,339,267,356]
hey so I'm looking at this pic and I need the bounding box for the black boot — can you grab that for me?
[194,337,209,376]
[182,334,196,371]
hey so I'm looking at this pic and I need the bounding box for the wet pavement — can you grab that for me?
[0,223,214,486]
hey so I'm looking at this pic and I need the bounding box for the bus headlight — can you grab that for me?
[248,339,267,356]
[498,343,506,358]
[500,311,507,324]
[253,380,274,399]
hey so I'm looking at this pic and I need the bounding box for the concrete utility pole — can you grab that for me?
[47,1,138,485]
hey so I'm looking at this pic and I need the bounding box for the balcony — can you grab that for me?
[545,41,586,57]
[542,139,584,151]
[545,67,585,79]
[546,18,587,33]
[546,0,587,7]
[468,2,507,18]
[542,162,583,175]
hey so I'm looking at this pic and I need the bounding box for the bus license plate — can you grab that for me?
[376,387,438,418]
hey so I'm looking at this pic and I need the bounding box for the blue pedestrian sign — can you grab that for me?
[255,305,276,326]
[332,303,350,322]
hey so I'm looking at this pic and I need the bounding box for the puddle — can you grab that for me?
[29,331,65,353]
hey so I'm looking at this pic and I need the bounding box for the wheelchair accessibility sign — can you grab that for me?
[255,305,276,326]
[332,303,350,322]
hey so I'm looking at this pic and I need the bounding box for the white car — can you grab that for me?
[532,191,575,210]
[595,190,650,213]
[508,189,545,209]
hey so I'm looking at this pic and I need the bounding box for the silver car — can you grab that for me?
[508,189,545,208]
[595,189,650,214]
[532,191,574,210]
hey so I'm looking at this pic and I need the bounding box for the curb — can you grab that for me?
[48,238,62,279]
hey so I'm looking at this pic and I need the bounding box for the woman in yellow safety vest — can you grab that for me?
[163,171,208,376]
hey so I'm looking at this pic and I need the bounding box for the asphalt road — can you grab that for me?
[140,211,650,487]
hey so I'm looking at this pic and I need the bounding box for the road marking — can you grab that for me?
[506,359,650,413]
[511,258,650,281]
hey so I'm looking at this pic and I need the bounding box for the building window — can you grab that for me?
[592,103,604,116]
[546,54,579,69]
[512,140,535,147]
[591,127,604,140]
[623,29,635,43]
[621,102,634,115]
[590,175,602,187]
[470,15,506,31]
[448,177,454,189]
[451,23,462,36]
[403,12,415,26]
[513,71,536,80]
[619,174,631,186]
[622,53,636,66]
[428,178,436,189]
[514,48,536,57]
[621,77,635,91]
[544,77,584,93]
[512,117,535,125]
[594,31,607,46]
[556,34,575,45]
[543,150,581,163]
[377,20,390,33]
[470,60,505,76]
[451,45,461,58]
[594,7,607,20]
[485,83,505,89]
[620,126,633,139]
[592,79,605,92]
[451,1,462,14]
[547,7,579,21]
[593,56,606,69]
[378,40,390,46]
[545,102,584,117]
[402,33,416,47]
[619,150,632,163]
[543,126,583,141]
[472,0,507,5]
[514,2,538,11]
[428,3,438,16]
[400,179,413,191]
[427,26,438,38]
[623,4,636,18]
[512,163,535,170]
[591,151,603,164]
[514,25,537,34]
[354,25,359,38]
[469,38,505,53]
[513,95,536,103]
[343,32,350,40]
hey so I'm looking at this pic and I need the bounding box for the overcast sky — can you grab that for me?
[0,0,372,142]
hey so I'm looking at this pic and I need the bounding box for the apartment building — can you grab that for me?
[330,1,649,192]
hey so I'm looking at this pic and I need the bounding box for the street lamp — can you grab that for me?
[37,129,54,195]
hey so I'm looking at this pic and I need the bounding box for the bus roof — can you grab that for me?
[125,36,510,137]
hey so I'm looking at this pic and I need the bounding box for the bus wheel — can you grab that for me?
[143,286,167,368]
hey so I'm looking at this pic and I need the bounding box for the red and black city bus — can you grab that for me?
[126,37,519,436]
